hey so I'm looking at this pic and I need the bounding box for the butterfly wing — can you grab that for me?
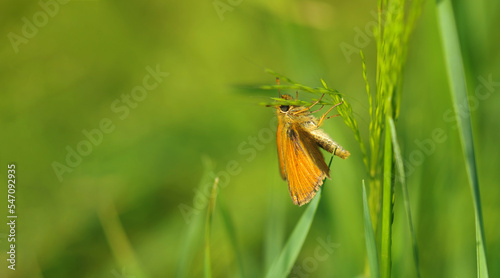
[280,123,331,206]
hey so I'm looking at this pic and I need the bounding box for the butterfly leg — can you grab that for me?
[317,100,344,126]
[295,94,325,113]
[311,105,325,113]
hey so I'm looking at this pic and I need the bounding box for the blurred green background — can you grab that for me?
[0,0,499,277]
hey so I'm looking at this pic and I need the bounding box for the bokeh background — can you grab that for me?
[1,0,499,277]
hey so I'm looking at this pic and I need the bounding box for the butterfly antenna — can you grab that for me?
[276,77,281,97]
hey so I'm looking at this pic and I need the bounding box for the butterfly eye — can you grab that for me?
[280,105,290,112]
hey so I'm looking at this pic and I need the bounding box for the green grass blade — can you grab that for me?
[204,177,219,278]
[264,192,321,278]
[218,199,246,278]
[203,178,219,278]
[389,118,421,278]
[98,200,147,278]
[380,116,394,278]
[176,157,215,278]
[264,157,333,278]
[363,180,380,278]
[436,1,489,277]
[176,213,204,278]
[264,189,285,271]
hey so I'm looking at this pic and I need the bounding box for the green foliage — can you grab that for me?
[2,2,497,278]
[363,181,380,278]
[218,199,246,278]
[365,0,424,277]
[436,0,490,276]
[266,193,321,278]
[177,157,215,278]
[380,116,394,278]
[258,0,428,276]
[98,200,147,278]
[264,189,321,278]
[264,156,334,278]
[259,2,425,270]
[389,118,420,277]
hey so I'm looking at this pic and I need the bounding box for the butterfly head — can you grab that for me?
[277,94,294,114]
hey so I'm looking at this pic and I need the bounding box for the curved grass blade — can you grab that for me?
[436,1,489,277]
[389,118,420,278]
[264,157,333,278]
[363,180,380,278]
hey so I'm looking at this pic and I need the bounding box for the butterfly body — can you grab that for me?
[275,94,350,206]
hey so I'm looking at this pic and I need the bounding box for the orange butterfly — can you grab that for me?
[274,79,350,206]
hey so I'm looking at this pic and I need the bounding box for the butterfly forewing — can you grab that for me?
[280,123,330,206]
